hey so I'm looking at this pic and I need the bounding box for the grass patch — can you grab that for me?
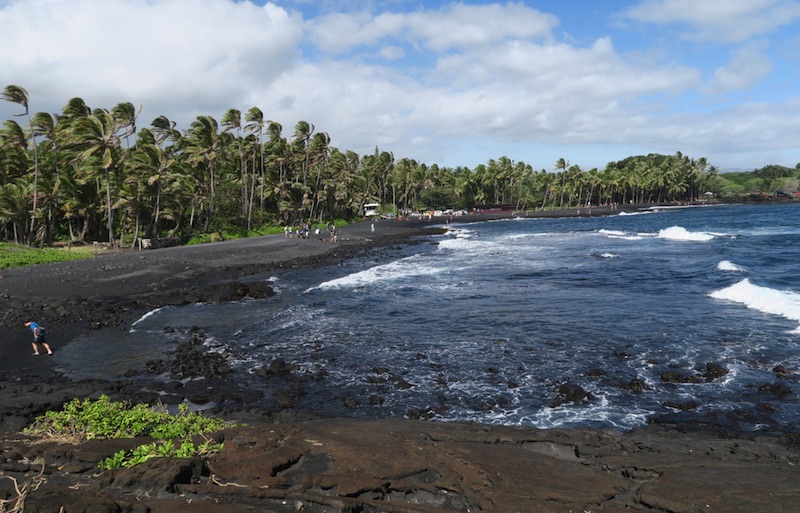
[25,395,235,469]
[0,243,97,269]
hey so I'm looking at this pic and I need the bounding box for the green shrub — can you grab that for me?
[99,438,220,470]
[25,396,234,469]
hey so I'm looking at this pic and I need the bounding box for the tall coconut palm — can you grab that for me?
[244,107,266,219]
[266,121,290,217]
[0,120,28,180]
[292,121,314,187]
[0,179,31,243]
[111,102,141,148]
[307,131,330,222]
[130,129,176,240]
[183,115,223,232]
[222,108,248,222]
[2,85,40,243]
[555,157,569,209]
[67,109,123,243]
[151,115,181,146]
[30,111,63,243]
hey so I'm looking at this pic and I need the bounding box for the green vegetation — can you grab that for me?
[25,395,233,469]
[714,164,800,197]
[0,242,95,269]
[2,84,798,249]
[99,438,221,470]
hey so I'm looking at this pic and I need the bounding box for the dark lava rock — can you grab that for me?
[255,358,301,379]
[343,396,361,409]
[703,362,729,381]
[274,385,306,409]
[664,400,699,411]
[759,382,792,397]
[149,332,233,380]
[621,378,647,393]
[661,371,702,384]
[551,383,594,407]
[773,365,790,378]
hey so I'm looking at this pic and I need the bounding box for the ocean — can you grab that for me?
[60,202,800,433]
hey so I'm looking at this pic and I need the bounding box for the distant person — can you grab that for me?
[25,321,53,355]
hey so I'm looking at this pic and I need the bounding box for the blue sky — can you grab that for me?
[2,0,800,172]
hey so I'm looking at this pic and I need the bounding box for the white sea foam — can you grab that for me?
[309,256,442,291]
[598,228,644,240]
[130,307,165,331]
[590,251,617,259]
[446,227,474,239]
[437,236,475,251]
[710,279,800,332]
[717,260,745,272]
[599,229,626,237]
[617,210,655,216]
[526,398,652,430]
[658,226,715,242]
[436,227,477,250]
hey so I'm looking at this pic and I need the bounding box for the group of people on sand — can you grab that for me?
[284,223,312,239]
[284,223,338,243]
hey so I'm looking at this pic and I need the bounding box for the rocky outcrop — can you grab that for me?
[3,418,798,513]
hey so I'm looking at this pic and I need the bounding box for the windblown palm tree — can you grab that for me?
[183,115,223,232]
[244,106,266,222]
[67,109,123,243]
[1,85,40,243]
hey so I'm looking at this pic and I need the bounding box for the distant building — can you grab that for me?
[363,203,380,217]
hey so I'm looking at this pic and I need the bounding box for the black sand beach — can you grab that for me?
[1,208,799,512]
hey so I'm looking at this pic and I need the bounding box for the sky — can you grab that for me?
[2,0,800,172]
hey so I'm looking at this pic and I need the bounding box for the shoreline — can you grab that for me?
[2,202,800,511]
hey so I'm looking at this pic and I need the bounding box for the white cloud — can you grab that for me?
[378,45,405,60]
[0,0,798,172]
[0,0,301,122]
[306,11,405,54]
[623,0,800,42]
[704,44,774,93]
[306,2,558,55]
[403,3,558,52]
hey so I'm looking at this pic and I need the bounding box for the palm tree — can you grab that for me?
[2,85,40,243]
[30,111,63,243]
[150,115,181,146]
[111,102,141,148]
[183,115,223,232]
[555,157,569,208]
[67,109,123,243]
[307,131,330,222]
[0,120,29,181]
[130,129,177,240]
[244,107,266,223]
[264,121,292,219]
[222,108,248,223]
[292,121,314,187]
[0,179,31,243]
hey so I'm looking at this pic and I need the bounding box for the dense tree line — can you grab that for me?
[0,85,743,246]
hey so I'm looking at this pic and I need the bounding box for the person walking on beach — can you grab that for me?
[25,321,53,355]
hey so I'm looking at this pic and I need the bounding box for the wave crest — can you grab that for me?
[658,226,714,242]
[710,278,800,332]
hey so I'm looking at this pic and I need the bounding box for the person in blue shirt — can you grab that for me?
[25,321,53,355]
